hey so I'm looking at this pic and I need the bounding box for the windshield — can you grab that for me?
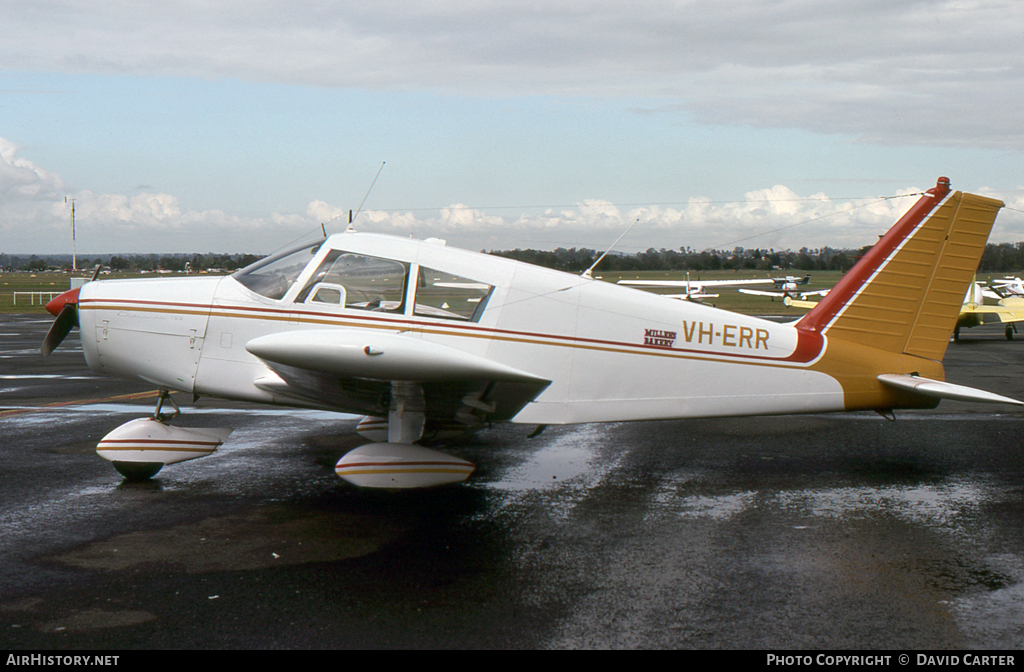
[232,241,322,300]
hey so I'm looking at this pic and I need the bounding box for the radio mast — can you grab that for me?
[65,197,76,273]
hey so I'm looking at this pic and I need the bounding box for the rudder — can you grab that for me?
[797,178,1003,361]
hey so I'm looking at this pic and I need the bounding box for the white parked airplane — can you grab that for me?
[738,286,830,302]
[41,177,1021,488]
[991,276,1024,296]
[617,274,810,300]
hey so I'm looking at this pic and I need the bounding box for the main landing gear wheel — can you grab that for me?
[336,383,477,489]
[1007,324,1016,341]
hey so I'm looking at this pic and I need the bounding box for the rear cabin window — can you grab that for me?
[296,251,408,313]
[413,267,493,321]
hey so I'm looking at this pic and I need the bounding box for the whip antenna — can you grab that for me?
[352,161,386,223]
[582,217,639,278]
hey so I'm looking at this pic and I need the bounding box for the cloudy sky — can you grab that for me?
[2,1,1023,256]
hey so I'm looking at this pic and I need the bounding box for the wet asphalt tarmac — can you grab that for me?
[3,314,1024,650]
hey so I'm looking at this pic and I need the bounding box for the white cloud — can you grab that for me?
[0,138,70,249]
[71,191,183,227]
[0,138,319,253]
[3,137,1022,254]
[2,2,1023,148]
[437,204,506,230]
[0,137,66,201]
[339,189,934,253]
[306,200,346,225]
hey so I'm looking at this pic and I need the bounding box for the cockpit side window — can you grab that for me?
[231,242,322,300]
[296,251,408,313]
[413,267,493,322]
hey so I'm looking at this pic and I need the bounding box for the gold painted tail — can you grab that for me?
[799,181,1004,362]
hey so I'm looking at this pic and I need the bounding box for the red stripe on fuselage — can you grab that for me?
[81,288,830,365]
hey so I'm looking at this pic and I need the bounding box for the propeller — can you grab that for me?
[40,287,81,356]
[41,265,101,356]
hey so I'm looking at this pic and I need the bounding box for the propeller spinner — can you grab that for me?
[40,287,80,356]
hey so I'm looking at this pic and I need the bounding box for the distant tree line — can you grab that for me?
[4,241,1024,274]
[0,252,261,273]
[977,242,1024,273]
[490,245,869,273]
[491,241,1024,274]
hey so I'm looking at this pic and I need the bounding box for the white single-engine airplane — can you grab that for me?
[737,286,830,302]
[617,274,810,300]
[40,177,1022,488]
[991,277,1024,297]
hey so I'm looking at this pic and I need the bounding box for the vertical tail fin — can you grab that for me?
[797,178,1003,361]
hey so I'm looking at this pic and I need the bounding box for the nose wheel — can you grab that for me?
[114,390,179,480]
[113,461,164,481]
[96,389,232,481]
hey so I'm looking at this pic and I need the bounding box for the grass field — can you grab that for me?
[0,271,224,314]
[4,268,1023,318]
[2,272,83,313]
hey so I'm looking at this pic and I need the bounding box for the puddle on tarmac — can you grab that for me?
[488,426,611,492]
[49,505,406,573]
[656,475,996,530]
[36,609,157,633]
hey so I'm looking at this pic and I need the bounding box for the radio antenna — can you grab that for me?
[582,217,639,279]
[352,161,385,223]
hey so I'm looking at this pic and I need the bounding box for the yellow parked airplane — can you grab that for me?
[954,281,1024,341]
[781,278,1024,341]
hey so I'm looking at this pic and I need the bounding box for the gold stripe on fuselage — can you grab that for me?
[79,299,820,370]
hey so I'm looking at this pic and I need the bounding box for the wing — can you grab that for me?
[245,328,552,428]
[962,299,1024,324]
[618,278,775,289]
[997,295,1024,320]
[737,288,786,298]
[664,292,719,300]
